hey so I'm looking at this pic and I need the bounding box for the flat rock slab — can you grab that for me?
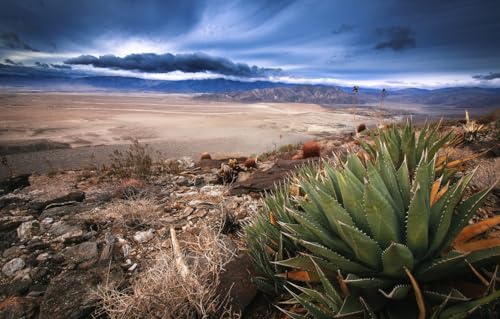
[229,158,319,195]
[198,157,248,169]
[0,174,30,195]
[217,254,258,314]
[39,270,101,319]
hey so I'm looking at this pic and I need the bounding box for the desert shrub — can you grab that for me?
[88,198,162,229]
[107,139,153,179]
[246,123,499,318]
[356,122,367,133]
[95,226,239,319]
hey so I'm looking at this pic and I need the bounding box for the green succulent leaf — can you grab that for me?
[382,243,414,277]
[344,274,395,289]
[406,183,430,259]
[379,285,411,300]
[337,222,382,270]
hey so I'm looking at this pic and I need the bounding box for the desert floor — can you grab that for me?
[0,91,454,177]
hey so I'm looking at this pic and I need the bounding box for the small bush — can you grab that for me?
[200,152,212,160]
[95,226,239,318]
[107,140,153,179]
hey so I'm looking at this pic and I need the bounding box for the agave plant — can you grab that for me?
[357,121,481,185]
[246,127,499,318]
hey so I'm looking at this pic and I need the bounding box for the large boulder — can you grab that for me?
[38,270,101,319]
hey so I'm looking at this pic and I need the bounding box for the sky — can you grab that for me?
[1,0,500,88]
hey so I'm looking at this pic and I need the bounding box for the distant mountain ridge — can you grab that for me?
[201,85,500,107]
[1,70,500,107]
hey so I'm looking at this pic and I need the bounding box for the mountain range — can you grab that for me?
[1,69,500,108]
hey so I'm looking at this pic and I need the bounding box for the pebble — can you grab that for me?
[133,229,155,243]
[2,257,26,277]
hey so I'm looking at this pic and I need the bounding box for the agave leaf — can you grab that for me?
[455,238,500,253]
[336,169,370,233]
[288,282,340,313]
[378,143,405,212]
[252,276,279,295]
[465,246,500,264]
[273,255,338,273]
[367,162,402,220]
[285,286,334,319]
[453,215,500,245]
[283,233,372,273]
[379,285,411,300]
[441,182,497,252]
[345,154,366,182]
[438,289,500,319]
[344,274,395,289]
[416,252,468,282]
[359,297,377,319]
[286,207,350,254]
[406,184,430,259]
[338,222,383,270]
[402,126,417,172]
[427,179,465,256]
[424,288,470,303]
[311,257,344,305]
[364,181,401,248]
[396,157,411,211]
[335,295,364,318]
[382,243,414,277]
[275,305,309,319]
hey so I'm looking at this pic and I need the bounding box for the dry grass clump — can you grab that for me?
[471,158,500,191]
[106,139,154,179]
[90,198,163,229]
[95,226,239,319]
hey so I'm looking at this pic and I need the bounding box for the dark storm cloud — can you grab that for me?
[3,58,22,66]
[35,62,50,68]
[0,31,39,51]
[50,64,72,69]
[0,0,205,51]
[473,72,500,80]
[375,27,416,52]
[64,53,282,77]
[332,24,355,35]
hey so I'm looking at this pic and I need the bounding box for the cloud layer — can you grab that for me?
[375,27,416,51]
[64,53,281,77]
[473,72,500,80]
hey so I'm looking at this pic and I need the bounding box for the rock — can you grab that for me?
[17,221,40,242]
[36,253,49,262]
[0,215,33,231]
[3,246,24,259]
[193,176,205,186]
[0,277,33,296]
[47,221,81,237]
[99,233,115,262]
[230,158,319,195]
[29,191,85,212]
[200,185,224,197]
[2,258,25,277]
[0,174,30,195]
[39,270,101,319]
[217,254,258,314]
[0,296,38,319]
[133,229,155,243]
[63,241,98,267]
[174,176,190,187]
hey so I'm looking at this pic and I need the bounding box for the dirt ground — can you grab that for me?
[0,91,403,177]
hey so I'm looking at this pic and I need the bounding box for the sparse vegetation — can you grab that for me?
[106,139,154,179]
[95,226,239,319]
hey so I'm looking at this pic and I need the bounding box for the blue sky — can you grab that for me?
[1,0,500,88]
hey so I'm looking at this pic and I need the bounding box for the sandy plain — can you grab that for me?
[0,91,416,176]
